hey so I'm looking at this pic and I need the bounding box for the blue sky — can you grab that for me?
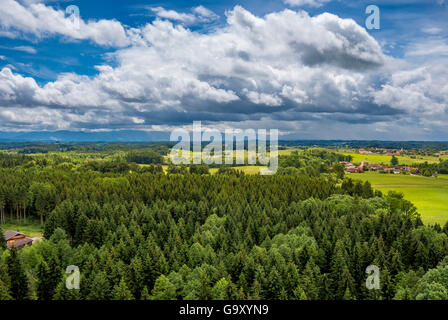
[0,0,447,140]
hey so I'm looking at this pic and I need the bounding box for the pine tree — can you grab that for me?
[140,286,151,300]
[86,271,110,300]
[36,256,62,300]
[211,278,229,300]
[380,269,395,300]
[390,156,399,166]
[0,279,12,300]
[362,181,374,198]
[330,240,355,299]
[0,227,6,249]
[343,286,353,300]
[111,278,134,300]
[151,274,177,300]
[299,260,319,300]
[37,261,51,300]
[127,256,144,299]
[267,269,282,299]
[6,248,29,300]
[293,285,307,300]
[251,280,262,300]
[53,276,81,300]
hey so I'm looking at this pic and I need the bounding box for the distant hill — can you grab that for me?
[0,130,171,142]
[0,131,447,150]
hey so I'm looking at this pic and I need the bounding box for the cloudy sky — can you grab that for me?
[0,0,447,140]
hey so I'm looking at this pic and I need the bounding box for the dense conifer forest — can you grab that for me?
[0,146,448,300]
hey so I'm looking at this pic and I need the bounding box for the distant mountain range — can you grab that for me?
[0,131,447,149]
[0,130,171,142]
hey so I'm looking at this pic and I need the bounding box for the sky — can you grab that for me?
[0,0,447,140]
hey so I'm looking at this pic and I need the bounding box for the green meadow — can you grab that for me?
[1,219,43,238]
[340,151,448,165]
[160,165,266,174]
[349,172,448,225]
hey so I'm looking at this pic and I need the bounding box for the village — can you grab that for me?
[338,147,448,176]
[340,160,419,175]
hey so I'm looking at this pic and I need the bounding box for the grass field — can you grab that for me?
[229,166,267,174]
[348,172,448,225]
[340,151,448,166]
[0,219,43,237]
[278,148,302,155]
[160,165,267,175]
[209,166,266,174]
[158,164,266,174]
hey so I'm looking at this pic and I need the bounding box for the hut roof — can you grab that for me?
[6,237,33,249]
[3,230,27,241]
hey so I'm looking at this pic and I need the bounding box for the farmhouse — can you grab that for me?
[346,166,361,173]
[358,149,372,155]
[3,230,33,249]
[369,164,383,171]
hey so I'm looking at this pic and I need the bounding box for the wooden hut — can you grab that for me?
[3,230,33,249]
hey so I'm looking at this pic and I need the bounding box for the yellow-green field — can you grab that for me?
[340,151,448,165]
[348,172,448,225]
[160,165,266,175]
[228,166,267,174]
[167,148,302,160]
[278,148,302,155]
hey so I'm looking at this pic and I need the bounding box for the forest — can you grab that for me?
[416,160,448,176]
[0,145,448,300]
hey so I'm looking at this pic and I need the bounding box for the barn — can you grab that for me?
[3,230,33,249]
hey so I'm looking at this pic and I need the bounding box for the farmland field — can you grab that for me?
[340,151,448,165]
[349,172,448,225]
[278,148,302,155]
[209,166,266,174]
[161,165,267,174]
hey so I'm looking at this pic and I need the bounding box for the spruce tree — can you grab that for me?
[86,271,111,300]
[0,227,6,249]
[211,278,229,300]
[300,260,320,300]
[151,274,177,300]
[36,257,62,300]
[0,279,12,300]
[6,248,29,300]
[111,278,134,300]
[140,286,151,300]
[37,260,51,300]
[53,276,81,300]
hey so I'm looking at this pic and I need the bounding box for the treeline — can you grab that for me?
[0,147,352,225]
[416,160,448,177]
[125,150,164,165]
[277,149,351,178]
[0,153,33,168]
[0,142,173,155]
[280,140,448,151]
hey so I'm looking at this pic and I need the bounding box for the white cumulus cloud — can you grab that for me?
[0,0,130,47]
[2,4,446,137]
